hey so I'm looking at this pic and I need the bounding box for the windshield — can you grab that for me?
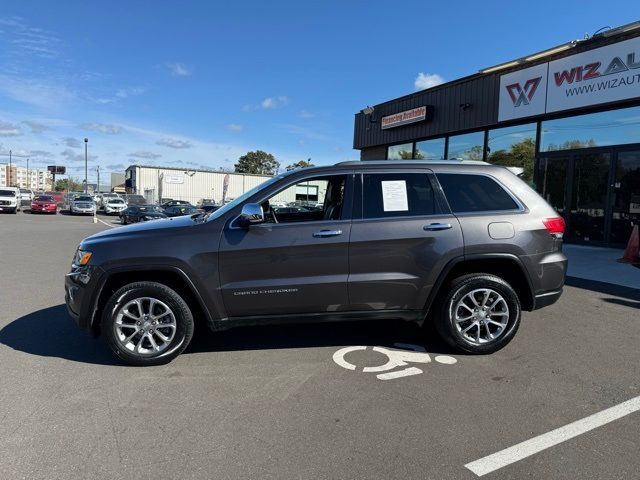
[74,196,93,202]
[0,189,16,197]
[108,199,125,204]
[205,173,288,221]
[34,195,53,201]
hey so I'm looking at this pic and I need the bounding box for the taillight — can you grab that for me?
[543,217,565,238]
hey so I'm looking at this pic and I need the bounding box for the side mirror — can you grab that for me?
[239,203,264,226]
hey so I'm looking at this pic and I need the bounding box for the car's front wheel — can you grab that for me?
[435,274,521,354]
[102,282,194,366]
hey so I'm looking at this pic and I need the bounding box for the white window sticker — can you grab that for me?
[381,180,408,212]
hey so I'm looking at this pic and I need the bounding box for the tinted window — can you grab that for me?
[437,174,518,213]
[363,173,436,218]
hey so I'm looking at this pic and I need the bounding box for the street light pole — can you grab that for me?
[26,157,29,190]
[84,138,88,193]
[8,149,11,187]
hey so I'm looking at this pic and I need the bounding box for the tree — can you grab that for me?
[55,177,83,192]
[398,150,414,160]
[488,137,535,183]
[234,150,280,175]
[286,159,315,171]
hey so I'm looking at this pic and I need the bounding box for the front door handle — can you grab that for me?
[424,223,452,231]
[313,229,343,238]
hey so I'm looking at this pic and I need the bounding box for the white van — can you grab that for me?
[0,187,21,213]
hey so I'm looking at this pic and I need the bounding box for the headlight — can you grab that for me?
[73,248,92,267]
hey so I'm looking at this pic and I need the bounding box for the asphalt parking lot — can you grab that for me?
[0,212,638,479]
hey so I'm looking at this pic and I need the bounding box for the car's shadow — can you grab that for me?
[0,304,454,366]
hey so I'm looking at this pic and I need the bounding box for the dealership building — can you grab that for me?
[353,21,640,246]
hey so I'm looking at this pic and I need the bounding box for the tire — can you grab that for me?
[102,282,194,366]
[11,208,17,214]
[435,274,521,354]
[121,216,127,225]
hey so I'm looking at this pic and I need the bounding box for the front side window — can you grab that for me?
[437,173,519,213]
[362,173,436,218]
[387,143,413,160]
[261,175,347,223]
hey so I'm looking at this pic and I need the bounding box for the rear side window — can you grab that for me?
[362,173,436,218]
[437,173,519,213]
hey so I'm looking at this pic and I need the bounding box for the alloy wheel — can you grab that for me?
[114,297,177,356]
[452,288,509,345]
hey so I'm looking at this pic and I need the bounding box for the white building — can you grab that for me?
[1,164,52,190]
[125,165,274,205]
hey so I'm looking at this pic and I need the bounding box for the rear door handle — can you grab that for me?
[313,229,343,238]
[423,223,452,231]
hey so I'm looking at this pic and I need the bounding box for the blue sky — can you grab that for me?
[0,1,637,183]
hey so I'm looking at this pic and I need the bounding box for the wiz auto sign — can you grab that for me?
[498,36,640,121]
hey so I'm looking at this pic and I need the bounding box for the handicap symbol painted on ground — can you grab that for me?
[333,343,457,380]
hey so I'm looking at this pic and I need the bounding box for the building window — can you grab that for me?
[387,143,413,160]
[363,173,436,218]
[447,131,485,160]
[541,106,640,151]
[487,123,536,183]
[415,138,445,160]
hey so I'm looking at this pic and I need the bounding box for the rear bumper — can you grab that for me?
[532,289,563,310]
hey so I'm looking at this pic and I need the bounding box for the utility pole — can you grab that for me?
[84,138,88,193]
[8,149,11,187]
[26,157,29,190]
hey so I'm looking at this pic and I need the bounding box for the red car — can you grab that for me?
[31,195,58,214]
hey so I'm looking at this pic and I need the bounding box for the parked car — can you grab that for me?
[30,194,57,214]
[103,197,127,215]
[119,205,167,224]
[161,199,192,208]
[162,204,202,217]
[197,198,215,207]
[0,187,21,213]
[70,195,96,215]
[66,160,567,366]
[19,188,34,204]
[95,193,121,210]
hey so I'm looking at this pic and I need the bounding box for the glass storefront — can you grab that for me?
[387,143,413,160]
[611,151,640,244]
[415,138,445,160]
[447,131,484,160]
[487,124,536,184]
[540,106,640,151]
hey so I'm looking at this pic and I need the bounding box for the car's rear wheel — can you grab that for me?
[435,274,521,354]
[102,282,194,366]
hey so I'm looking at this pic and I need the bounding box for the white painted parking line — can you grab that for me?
[465,395,640,477]
[95,217,115,228]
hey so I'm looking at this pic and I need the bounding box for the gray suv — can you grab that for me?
[65,161,567,366]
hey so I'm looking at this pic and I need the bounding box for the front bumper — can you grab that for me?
[0,203,18,211]
[104,207,124,215]
[32,205,57,212]
[72,207,96,214]
[65,266,104,331]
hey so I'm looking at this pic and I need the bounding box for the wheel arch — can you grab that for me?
[90,266,212,336]
[423,253,535,319]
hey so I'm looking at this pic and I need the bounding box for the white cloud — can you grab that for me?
[79,122,124,135]
[298,110,315,119]
[129,150,162,159]
[60,148,98,162]
[22,120,50,133]
[62,137,81,148]
[156,137,192,149]
[243,96,289,111]
[0,120,22,136]
[225,124,243,132]
[0,74,76,109]
[167,63,192,76]
[414,72,445,91]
